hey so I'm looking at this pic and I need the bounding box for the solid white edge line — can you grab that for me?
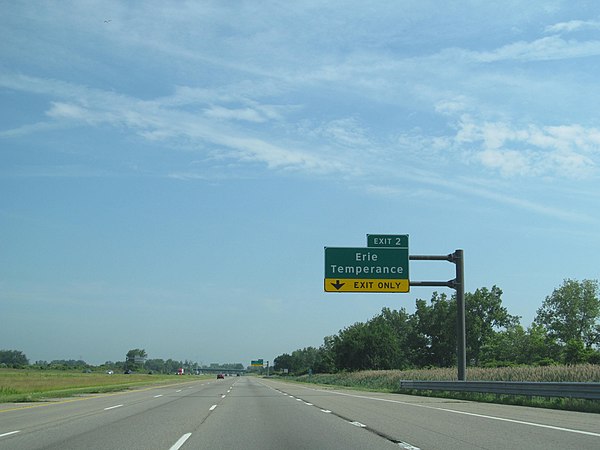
[169,433,192,450]
[263,380,598,443]
[0,431,21,438]
[103,404,123,410]
[434,406,600,437]
[326,390,600,438]
[209,404,217,411]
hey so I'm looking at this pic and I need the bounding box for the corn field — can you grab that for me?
[296,364,600,392]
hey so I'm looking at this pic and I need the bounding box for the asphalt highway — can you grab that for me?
[1,376,598,449]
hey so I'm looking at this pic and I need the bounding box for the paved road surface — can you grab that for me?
[1,376,598,449]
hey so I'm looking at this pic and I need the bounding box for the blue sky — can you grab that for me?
[1,1,599,366]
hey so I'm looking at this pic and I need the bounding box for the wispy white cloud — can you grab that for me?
[464,181,592,222]
[314,118,371,148]
[476,148,533,177]
[0,73,352,176]
[204,105,283,123]
[46,102,95,122]
[545,19,600,34]
[204,106,266,123]
[459,36,600,62]
[450,116,599,179]
[0,121,63,138]
[2,70,597,225]
[366,169,592,223]
[3,4,600,227]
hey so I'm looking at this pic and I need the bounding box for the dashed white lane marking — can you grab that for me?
[209,404,218,411]
[398,442,421,450]
[153,394,163,398]
[221,394,226,398]
[103,404,123,411]
[176,389,182,393]
[169,433,192,450]
[350,421,367,428]
[0,431,20,438]
[262,382,421,449]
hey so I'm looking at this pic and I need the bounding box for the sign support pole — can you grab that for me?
[409,250,466,381]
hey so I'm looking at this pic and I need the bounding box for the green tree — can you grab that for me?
[465,286,519,365]
[48,359,89,370]
[535,279,600,348]
[563,339,586,365]
[480,323,561,366]
[315,336,336,373]
[290,347,321,374]
[405,312,429,367]
[273,353,294,373]
[411,287,518,368]
[331,308,412,371]
[0,349,29,367]
[164,359,182,374]
[412,292,456,367]
[361,315,399,370]
[125,348,148,371]
[332,321,371,371]
[363,308,411,370]
[523,323,561,364]
[145,358,166,373]
[480,324,524,366]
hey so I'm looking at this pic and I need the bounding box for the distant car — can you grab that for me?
[217,373,224,379]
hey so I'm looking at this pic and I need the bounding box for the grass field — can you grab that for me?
[0,369,208,403]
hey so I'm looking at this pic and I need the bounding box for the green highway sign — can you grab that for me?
[367,234,409,248]
[251,359,264,367]
[324,247,409,293]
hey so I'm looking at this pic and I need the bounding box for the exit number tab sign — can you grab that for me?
[367,234,409,248]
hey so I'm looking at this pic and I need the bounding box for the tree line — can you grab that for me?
[0,347,243,374]
[274,279,600,375]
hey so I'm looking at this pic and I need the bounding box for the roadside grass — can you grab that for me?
[0,369,209,403]
[290,365,600,413]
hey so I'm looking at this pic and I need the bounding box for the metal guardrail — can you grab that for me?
[398,381,600,400]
